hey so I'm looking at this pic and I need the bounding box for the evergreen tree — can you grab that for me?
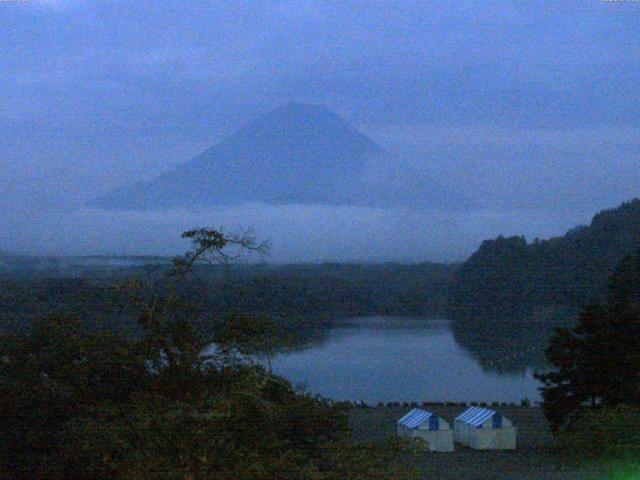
[536,248,640,429]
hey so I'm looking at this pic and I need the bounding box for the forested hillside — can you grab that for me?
[0,262,456,335]
[449,199,640,327]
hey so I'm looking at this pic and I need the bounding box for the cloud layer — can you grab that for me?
[0,0,638,259]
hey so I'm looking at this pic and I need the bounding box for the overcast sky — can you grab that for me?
[1,0,639,260]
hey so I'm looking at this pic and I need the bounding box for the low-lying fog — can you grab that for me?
[2,0,639,262]
[2,204,598,263]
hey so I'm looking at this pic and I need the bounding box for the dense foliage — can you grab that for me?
[0,230,417,479]
[0,262,455,336]
[449,199,640,327]
[536,249,640,430]
[554,405,640,458]
[0,315,372,479]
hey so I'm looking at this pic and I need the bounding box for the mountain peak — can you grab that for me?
[89,104,473,211]
[234,103,372,145]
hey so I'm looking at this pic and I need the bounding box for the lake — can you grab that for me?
[269,317,543,404]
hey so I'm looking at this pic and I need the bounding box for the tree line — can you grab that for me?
[0,261,456,337]
[448,199,640,328]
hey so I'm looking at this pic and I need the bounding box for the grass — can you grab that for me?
[584,457,640,480]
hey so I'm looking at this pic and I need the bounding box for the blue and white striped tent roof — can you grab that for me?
[455,407,501,427]
[398,408,438,430]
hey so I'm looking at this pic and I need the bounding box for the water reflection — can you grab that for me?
[451,318,554,374]
[269,316,545,403]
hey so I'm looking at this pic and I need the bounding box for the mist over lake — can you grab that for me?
[4,205,596,262]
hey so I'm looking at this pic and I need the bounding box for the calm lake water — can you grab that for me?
[270,317,542,403]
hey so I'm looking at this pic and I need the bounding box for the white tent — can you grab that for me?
[454,407,516,450]
[397,408,454,452]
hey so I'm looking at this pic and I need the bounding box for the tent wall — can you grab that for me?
[397,415,454,452]
[454,421,516,450]
[412,429,455,452]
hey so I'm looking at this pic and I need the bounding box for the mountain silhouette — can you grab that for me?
[90,103,474,210]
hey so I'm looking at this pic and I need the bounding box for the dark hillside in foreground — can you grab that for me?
[449,198,640,327]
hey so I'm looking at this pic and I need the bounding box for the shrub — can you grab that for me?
[556,405,640,459]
